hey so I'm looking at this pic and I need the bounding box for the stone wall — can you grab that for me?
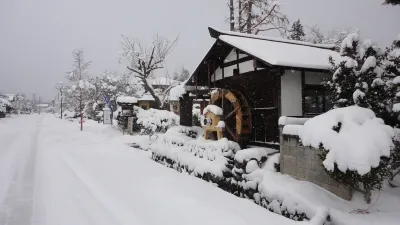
[280,132,353,200]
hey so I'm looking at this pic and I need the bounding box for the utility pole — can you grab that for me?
[230,0,234,31]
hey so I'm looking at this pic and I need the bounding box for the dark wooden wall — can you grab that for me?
[215,69,281,144]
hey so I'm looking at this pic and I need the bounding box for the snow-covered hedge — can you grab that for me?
[146,126,240,191]
[299,106,397,202]
[134,106,179,133]
[230,150,318,222]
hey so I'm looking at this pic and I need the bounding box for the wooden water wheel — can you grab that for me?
[210,89,252,144]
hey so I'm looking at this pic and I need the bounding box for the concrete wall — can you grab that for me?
[280,131,352,200]
[281,70,302,117]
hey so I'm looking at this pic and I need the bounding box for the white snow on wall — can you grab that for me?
[281,70,302,117]
[223,49,248,63]
[213,60,254,81]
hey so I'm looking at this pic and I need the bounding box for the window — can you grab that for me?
[303,85,332,116]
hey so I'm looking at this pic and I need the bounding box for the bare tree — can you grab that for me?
[228,0,289,35]
[305,25,356,52]
[65,49,95,131]
[119,34,178,109]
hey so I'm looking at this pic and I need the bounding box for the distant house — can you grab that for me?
[180,27,341,147]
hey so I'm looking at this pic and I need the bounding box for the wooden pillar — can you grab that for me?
[179,93,193,126]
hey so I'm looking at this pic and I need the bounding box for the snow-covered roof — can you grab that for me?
[117,96,138,104]
[138,93,155,101]
[218,34,341,71]
[209,27,336,50]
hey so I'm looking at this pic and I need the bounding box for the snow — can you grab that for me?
[218,35,341,71]
[299,106,395,175]
[393,103,400,112]
[371,78,385,87]
[393,76,400,85]
[340,32,359,56]
[246,160,260,173]
[169,84,186,101]
[235,147,278,163]
[3,115,400,225]
[203,104,223,116]
[282,125,303,136]
[278,116,309,126]
[353,89,365,104]
[138,92,155,101]
[116,96,138,104]
[216,121,225,128]
[135,106,179,131]
[0,115,310,225]
[246,162,400,225]
[389,48,400,58]
[360,56,377,73]
[210,27,336,49]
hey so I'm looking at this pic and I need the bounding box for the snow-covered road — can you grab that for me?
[0,115,300,225]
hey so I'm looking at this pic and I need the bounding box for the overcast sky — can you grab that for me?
[0,0,399,101]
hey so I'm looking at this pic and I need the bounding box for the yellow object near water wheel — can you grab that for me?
[209,89,252,144]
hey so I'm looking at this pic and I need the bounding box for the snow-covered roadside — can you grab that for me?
[0,114,308,225]
[244,160,400,225]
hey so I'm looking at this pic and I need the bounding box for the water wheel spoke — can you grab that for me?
[225,125,238,142]
[224,107,239,120]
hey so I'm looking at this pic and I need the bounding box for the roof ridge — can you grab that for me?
[208,27,336,50]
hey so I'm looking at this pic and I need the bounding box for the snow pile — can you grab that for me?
[203,104,223,116]
[393,76,400,84]
[278,116,309,126]
[282,125,303,136]
[360,56,377,73]
[235,148,277,163]
[116,96,138,104]
[135,106,179,132]
[216,121,225,128]
[169,84,186,101]
[299,106,395,175]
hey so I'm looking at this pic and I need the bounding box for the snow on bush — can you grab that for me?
[203,104,223,116]
[0,98,10,113]
[235,148,277,163]
[299,106,394,175]
[135,106,179,133]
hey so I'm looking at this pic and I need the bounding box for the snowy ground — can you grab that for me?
[0,114,303,225]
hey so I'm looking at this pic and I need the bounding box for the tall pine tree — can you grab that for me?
[325,33,359,108]
[289,19,305,41]
[326,32,393,123]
